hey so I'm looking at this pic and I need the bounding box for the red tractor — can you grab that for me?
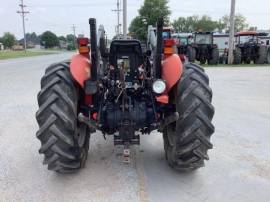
[36,18,215,173]
[234,31,268,64]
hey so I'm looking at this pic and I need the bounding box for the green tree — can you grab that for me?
[58,36,66,42]
[66,34,76,43]
[220,14,249,33]
[40,31,59,48]
[22,32,40,45]
[129,16,147,41]
[172,17,188,32]
[1,32,16,48]
[172,14,249,33]
[194,15,218,32]
[129,0,171,42]
[248,26,257,31]
[185,16,199,32]
[216,19,226,33]
[173,15,218,32]
[66,34,77,50]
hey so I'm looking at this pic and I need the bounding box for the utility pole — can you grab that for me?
[71,24,77,49]
[17,0,29,53]
[112,0,122,36]
[123,0,127,38]
[228,0,236,64]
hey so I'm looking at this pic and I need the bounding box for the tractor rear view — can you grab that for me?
[173,33,196,62]
[233,31,267,64]
[35,18,215,173]
[193,32,219,65]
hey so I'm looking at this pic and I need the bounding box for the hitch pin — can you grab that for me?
[123,143,131,164]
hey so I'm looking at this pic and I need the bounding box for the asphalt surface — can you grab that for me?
[0,53,270,202]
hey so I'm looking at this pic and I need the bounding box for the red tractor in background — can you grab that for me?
[36,18,215,173]
[233,31,268,64]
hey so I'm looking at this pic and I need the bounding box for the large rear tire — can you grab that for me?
[36,63,90,173]
[163,63,215,171]
[233,47,242,64]
[186,46,196,62]
[255,46,267,64]
[200,59,206,65]
[208,47,219,65]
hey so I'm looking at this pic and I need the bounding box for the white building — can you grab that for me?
[258,32,270,46]
[213,34,229,50]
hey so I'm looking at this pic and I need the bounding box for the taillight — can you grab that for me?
[164,39,175,47]
[78,38,89,46]
[78,38,90,54]
[79,46,90,54]
[164,47,175,55]
[164,39,176,56]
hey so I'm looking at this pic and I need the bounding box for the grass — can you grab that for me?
[194,61,270,68]
[201,63,270,68]
[0,50,56,60]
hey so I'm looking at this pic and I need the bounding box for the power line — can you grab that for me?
[71,24,77,48]
[28,3,115,8]
[17,0,29,52]
[112,0,122,36]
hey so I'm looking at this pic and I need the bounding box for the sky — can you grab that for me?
[0,0,269,39]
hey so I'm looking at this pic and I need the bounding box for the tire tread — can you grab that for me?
[164,63,215,171]
[36,63,87,173]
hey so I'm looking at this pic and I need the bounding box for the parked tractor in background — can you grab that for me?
[268,48,270,64]
[35,18,215,173]
[148,26,193,63]
[147,25,174,52]
[233,31,267,64]
[258,32,270,64]
[193,32,219,65]
[172,33,196,62]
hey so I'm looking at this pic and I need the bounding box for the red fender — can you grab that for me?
[162,54,183,92]
[70,54,91,88]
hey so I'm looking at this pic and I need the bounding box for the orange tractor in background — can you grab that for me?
[35,18,215,173]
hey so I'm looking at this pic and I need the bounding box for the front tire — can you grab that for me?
[186,46,196,62]
[36,63,90,173]
[163,63,215,171]
[200,59,206,65]
[233,47,242,64]
[255,46,267,64]
[208,47,219,65]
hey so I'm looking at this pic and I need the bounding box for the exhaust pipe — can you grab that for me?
[155,18,164,79]
[88,18,99,110]
[89,18,98,81]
